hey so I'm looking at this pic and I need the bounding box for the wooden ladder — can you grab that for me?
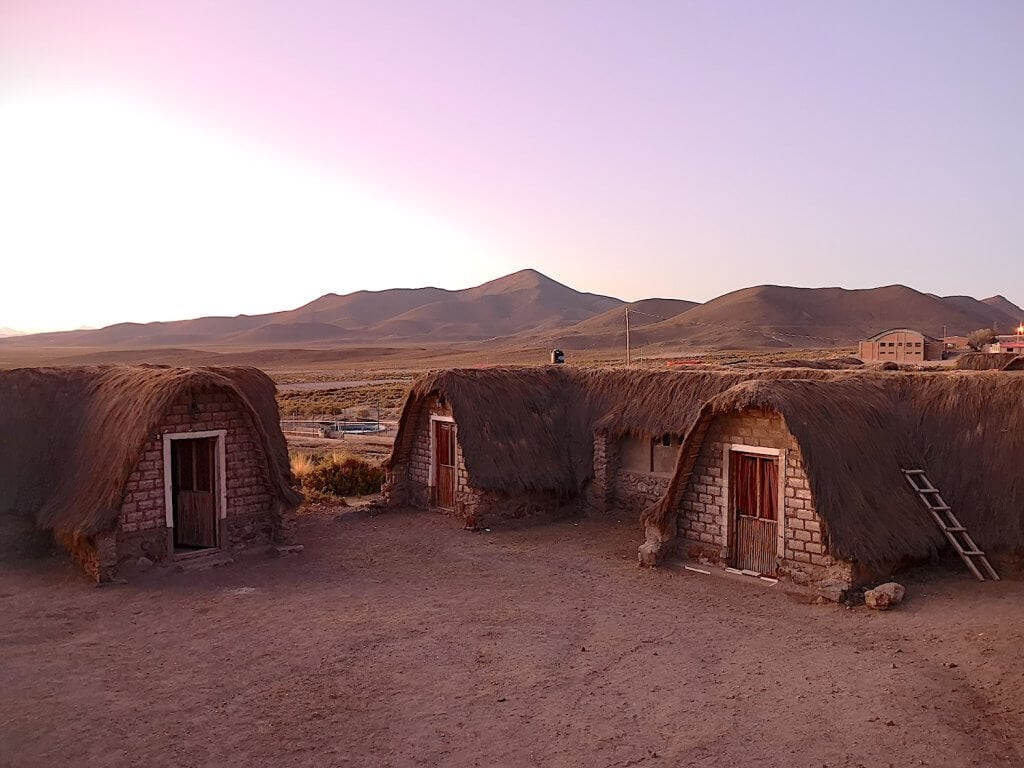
[902,469,999,581]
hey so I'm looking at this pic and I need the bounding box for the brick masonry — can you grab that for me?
[588,431,674,518]
[388,401,852,589]
[674,408,839,583]
[112,388,279,568]
[385,394,578,525]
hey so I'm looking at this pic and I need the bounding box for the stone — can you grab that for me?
[137,556,153,570]
[816,579,848,603]
[865,582,906,610]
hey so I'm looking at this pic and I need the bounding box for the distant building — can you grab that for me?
[858,329,944,364]
[943,335,970,352]
[987,336,1024,354]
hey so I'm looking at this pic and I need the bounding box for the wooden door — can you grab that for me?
[434,421,457,510]
[172,437,218,550]
[731,453,779,575]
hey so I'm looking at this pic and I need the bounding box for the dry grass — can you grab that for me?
[276,381,411,418]
[290,449,384,499]
[290,452,316,482]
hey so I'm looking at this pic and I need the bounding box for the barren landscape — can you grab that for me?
[3,506,1024,768]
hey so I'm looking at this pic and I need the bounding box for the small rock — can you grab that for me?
[816,579,848,603]
[865,582,906,610]
[137,556,153,570]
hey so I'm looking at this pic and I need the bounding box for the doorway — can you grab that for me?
[433,420,457,510]
[730,451,779,575]
[170,436,219,551]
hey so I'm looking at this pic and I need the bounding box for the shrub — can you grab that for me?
[290,453,315,482]
[968,328,997,351]
[300,456,385,497]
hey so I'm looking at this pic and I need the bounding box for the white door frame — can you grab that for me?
[163,429,228,528]
[720,443,787,560]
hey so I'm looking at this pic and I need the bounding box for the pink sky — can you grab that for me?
[1,1,1022,331]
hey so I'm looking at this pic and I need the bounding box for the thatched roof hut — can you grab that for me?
[1,365,301,578]
[388,366,1024,577]
[956,352,1020,371]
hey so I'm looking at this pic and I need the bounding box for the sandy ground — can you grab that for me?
[3,508,1024,768]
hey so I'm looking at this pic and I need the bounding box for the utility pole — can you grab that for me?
[625,307,631,366]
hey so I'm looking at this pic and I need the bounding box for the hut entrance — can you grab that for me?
[171,437,219,551]
[433,420,457,510]
[730,452,779,575]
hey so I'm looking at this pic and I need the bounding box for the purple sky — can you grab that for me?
[2,1,1022,331]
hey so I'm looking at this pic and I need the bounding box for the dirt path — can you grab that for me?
[2,509,1023,767]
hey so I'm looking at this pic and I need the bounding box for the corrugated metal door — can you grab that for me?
[434,421,457,510]
[731,453,779,576]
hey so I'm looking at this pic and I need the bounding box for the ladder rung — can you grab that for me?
[904,469,999,581]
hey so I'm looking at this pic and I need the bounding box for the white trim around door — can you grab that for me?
[162,429,228,528]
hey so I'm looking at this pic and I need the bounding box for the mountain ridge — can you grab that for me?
[3,271,1022,352]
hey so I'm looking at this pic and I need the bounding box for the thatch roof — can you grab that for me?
[956,352,1019,370]
[0,365,301,540]
[389,366,1024,566]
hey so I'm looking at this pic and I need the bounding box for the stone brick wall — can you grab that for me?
[114,388,278,566]
[585,432,613,513]
[596,432,673,517]
[386,394,452,509]
[613,471,671,515]
[385,395,579,525]
[675,408,834,582]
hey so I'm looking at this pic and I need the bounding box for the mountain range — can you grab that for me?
[2,269,1022,354]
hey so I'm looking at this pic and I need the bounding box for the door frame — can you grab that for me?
[428,415,456,507]
[720,443,787,562]
[163,429,228,552]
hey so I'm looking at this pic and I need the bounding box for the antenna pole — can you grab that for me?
[625,307,631,366]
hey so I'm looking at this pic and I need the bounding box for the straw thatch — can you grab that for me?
[390,366,1024,567]
[956,352,1018,370]
[0,365,301,540]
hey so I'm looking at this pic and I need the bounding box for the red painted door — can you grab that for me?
[434,421,456,510]
[731,453,779,575]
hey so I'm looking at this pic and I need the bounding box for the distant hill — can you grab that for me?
[0,328,25,338]
[3,272,1021,354]
[625,285,1024,349]
[3,269,622,348]
[981,296,1024,326]
[543,298,699,349]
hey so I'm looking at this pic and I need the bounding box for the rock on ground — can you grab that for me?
[865,581,906,610]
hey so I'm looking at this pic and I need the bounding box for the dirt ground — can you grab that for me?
[3,508,1024,768]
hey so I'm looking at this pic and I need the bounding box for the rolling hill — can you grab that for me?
[3,270,622,348]
[618,285,1023,350]
[3,271,1022,355]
